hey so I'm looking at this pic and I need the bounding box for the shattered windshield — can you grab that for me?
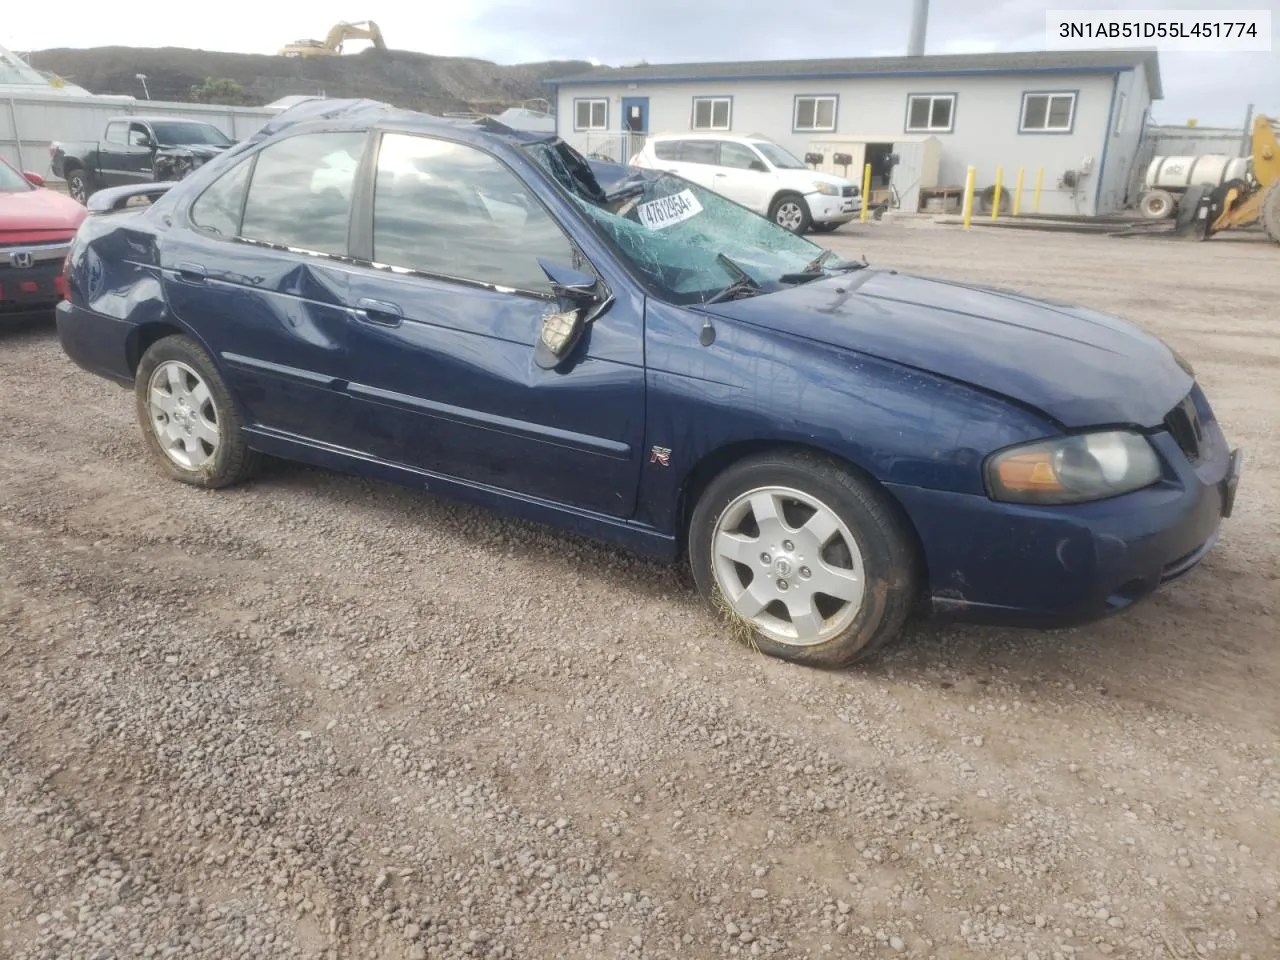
[754,142,808,170]
[525,141,831,305]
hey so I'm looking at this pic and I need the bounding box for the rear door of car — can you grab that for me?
[159,129,374,452]
[98,121,130,185]
[338,130,646,518]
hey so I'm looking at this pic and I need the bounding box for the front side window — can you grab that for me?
[905,94,955,132]
[1021,92,1076,132]
[794,96,837,132]
[239,131,367,256]
[719,142,762,170]
[574,99,608,131]
[0,160,33,193]
[692,97,731,131]
[753,142,808,170]
[372,133,576,293]
[128,124,151,146]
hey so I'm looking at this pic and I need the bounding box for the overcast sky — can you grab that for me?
[5,0,1276,125]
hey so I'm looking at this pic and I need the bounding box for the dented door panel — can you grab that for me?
[159,238,360,448]
[342,266,646,518]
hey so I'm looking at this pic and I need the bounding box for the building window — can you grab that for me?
[574,98,608,131]
[1020,92,1076,133]
[691,97,731,131]
[1113,92,1127,135]
[905,94,955,133]
[794,96,837,132]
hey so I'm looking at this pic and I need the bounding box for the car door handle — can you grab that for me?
[354,297,404,326]
[176,262,207,283]
[714,172,728,178]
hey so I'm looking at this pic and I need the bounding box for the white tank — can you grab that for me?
[1145,155,1251,191]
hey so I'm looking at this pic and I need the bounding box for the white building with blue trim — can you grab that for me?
[545,48,1160,217]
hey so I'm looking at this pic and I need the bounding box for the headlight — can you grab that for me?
[985,430,1162,505]
[811,181,840,196]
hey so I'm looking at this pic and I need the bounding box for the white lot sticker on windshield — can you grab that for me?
[636,190,703,230]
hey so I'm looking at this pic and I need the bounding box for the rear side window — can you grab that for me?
[104,122,126,145]
[238,131,367,256]
[190,158,251,237]
[682,140,718,165]
[654,140,681,161]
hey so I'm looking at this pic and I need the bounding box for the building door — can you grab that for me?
[621,97,649,133]
[621,97,649,162]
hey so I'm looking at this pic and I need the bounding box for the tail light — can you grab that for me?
[57,251,72,300]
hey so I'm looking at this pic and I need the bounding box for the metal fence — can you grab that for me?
[1,92,276,180]
[579,131,648,164]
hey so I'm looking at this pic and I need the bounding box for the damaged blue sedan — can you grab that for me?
[56,99,1243,667]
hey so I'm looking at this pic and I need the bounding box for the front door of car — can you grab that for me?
[159,129,374,453]
[121,123,158,184]
[713,142,774,214]
[342,131,646,519]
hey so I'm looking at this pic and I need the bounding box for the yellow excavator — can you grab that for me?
[278,21,387,58]
[1177,113,1280,244]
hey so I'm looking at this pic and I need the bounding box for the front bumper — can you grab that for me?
[887,416,1242,629]
[807,192,860,225]
[1,241,70,320]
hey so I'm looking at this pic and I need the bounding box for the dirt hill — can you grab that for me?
[23,46,592,114]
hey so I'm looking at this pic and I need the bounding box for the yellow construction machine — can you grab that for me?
[278,21,388,58]
[1177,113,1280,243]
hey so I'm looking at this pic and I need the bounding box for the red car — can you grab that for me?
[1,157,86,322]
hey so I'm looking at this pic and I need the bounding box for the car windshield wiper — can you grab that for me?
[779,251,870,285]
[703,254,762,304]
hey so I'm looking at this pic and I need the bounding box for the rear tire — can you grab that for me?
[1139,189,1175,219]
[769,193,812,234]
[134,335,260,489]
[65,168,92,205]
[688,450,918,668]
[1260,182,1280,245]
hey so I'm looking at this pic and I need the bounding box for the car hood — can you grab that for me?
[160,144,230,158]
[0,187,87,235]
[702,268,1193,429]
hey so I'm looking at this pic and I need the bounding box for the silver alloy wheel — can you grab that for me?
[775,200,804,231]
[68,173,86,204]
[147,360,220,470]
[711,485,866,646]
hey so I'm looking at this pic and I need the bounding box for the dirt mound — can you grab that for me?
[24,46,590,114]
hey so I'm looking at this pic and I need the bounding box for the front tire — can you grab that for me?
[689,450,918,668]
[769,193,812,234]
[134,335,260,489]
[810,222,841,233]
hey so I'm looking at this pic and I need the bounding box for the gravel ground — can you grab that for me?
[1,221,1277,960]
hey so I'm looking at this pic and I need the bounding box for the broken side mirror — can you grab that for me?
[534,259,611,370]
[22,171,45,187]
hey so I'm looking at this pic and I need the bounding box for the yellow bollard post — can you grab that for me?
[991,165,1004,220]
[1013,167,1025,216]
[1033,167,1044,212]
[962,166,976,230]
[860,163,872,223]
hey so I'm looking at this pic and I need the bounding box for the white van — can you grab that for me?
[630,133,860,234]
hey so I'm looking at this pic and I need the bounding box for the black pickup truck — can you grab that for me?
[50,117,235,204]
